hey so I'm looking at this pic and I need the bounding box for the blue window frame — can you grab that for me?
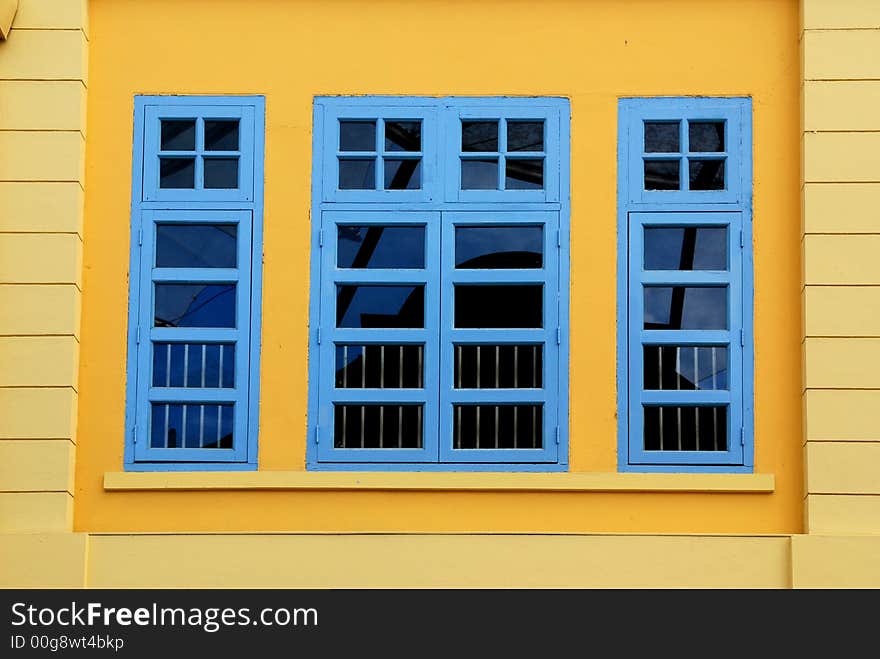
[617,97,754,472]
[125,96,265,471]
[309,96,570,471]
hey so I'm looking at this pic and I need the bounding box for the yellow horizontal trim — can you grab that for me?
[0,0,16,40]
[104,471,775,493]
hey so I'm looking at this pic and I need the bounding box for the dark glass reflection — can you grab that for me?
[161,120,195,151]
[454,404,542,449]
[159,158,195,188]
[644,159,680,190]
[339,121,376,151]
[644,121,680,153]
[384,159,421,190]
[203,157,239,189]
[505,158,543,190]
[204,120,239,151]
[334,404,422,448]
[689,121,724,152]
[153,342,236,388]
[455,344,542,389]
[455,285,542,328]
[644,227,726,271]
[337,225,424,269]
[461,159,498,189]
[154,283,236,328]
[151,402,233,449]
[462,121,498,151]
[339,158,376,189]
[643,286,727,330]
[384,121,421,152]
[156,224,237,268]
[507,121,544,152]
[644,405,727,451]
[336,285,424,328]
[689,159,725,190]
[335,344,423,388]
[643,345,728,391]
[455,225,542,269]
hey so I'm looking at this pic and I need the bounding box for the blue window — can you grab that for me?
[125,96,265,471]
[617,97,753,472]
[309,97,570,471]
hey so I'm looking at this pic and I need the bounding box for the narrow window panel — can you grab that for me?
[455,344,542,389]
[384,159,422,190]
[643,345,728,391]
[644,121,680,153]
[688,121,724,152]
[505,158,544,190]
[643,227,727,271]
[335,344,424,389]
[461,159,499,189]
[643,286,727,330]
[462,121,498,152]
[334,404,423,448]
[454,285,543,328]
[507,121,544,152]
[644,159,680,190]
[203,157,239,189]
[337,225,425,269]
[384,121,421,152]
[339,120,376,151]
[453,404,542,449]
[643,405,727,452]
[455,226,543,269]
[159,157,195,189]
[204,120,239,151]
[150,403,233,449]
[336,285,425,328]
[154,283,236,328]
[156,224,237,269]
[338,158,376,189]
[688,159,725,190]
[160,120,195,151]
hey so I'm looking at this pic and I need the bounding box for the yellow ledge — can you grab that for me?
[104,471,775,493]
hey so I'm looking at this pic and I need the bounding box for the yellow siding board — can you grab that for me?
[802,0,880,30]
[86,534,790,588]
[0,387,77,440]
[803,235,880,285]
[804,132,880,183]
[0,81,86,131]
[0,182,83,233]
[0,492,71,532]
[803,29,880,81]
[0,439,73,492]
[0,234,82,285]
[804,286,880,336]
[804,338,880,389]
[805,390,880,441]
[804,80,880,132]
[807,494,880,534]
[0,533,86,588]
[804,183,880,234]
[14,0,87,32]
[0,131,84,182]
[806,442,880,494]
[0,284,80,336]
[792,535,880,588]
[0,0,15,40]
[0,28,87,81]
[0,336,78,387]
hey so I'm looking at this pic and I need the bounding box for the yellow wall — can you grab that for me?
[74,0,802,534]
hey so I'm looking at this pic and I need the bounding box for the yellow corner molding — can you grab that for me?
[104,471,775,493]
[0,0,17,40]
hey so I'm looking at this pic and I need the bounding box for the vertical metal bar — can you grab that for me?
[199,404,205,448]
[343,345,348,388]
[218,344,224,387]
[379,405,384,448]
[361,346,367,388]
[360,405,365,448]
[659,406,664,450]
[216,405,221,446]
[693,346,699,390]
[165,344,171,387]
[417,405,423,448]
[456,406,461,449]
[201,345,207,388]
[514,346,519,388]
[418,344,423,388]
[164,403,170,448]
[476,346,481,388]
[658,346,663,390]
[712,346,719,450]
[380,345,385,389]
[183,344,190,388]
[342,405,347,446]
[676,347,682,450]
[531,405,537,448]
[398,406,403,448]
[476,405,481,448]
[456,345,462,388]
[532,345,537,387]
[494,405,499,448]
[181,404,188,447]
[495,346,500,389]
[712,346,717,390]
[399,345,404,388]
[513,406,519,448]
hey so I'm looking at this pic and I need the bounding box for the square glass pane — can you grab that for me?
[336,285,424,328]
[644,405,727,452]
[461,159,498,190]
[152,342,236,388]
[203,157,239,189]
[384,159,421,190]
[334,404,423,449]
[339,158,376,189]
[689,121,724,152]
[643,227,727,271]
[644,159,679,190]
[384,121,421,152]
[453,404,542,449]
[689,159,725,190]
[455,344,542,389]
[204,120,239,151]
[643,286,727,330]
[160,120,195,151]
[159,157,195,189]
[505,158,543,190]
[462,121,498,152]
[335,344,423,389]
[337,225,425,269]
[644,121,680,153]
[154,283,236,328]
[156,224,237,268]
[643,345,728,391]
[339,121,376,151]
[455,225,543,269]
[507,121,544,152]
[454,285,542,328]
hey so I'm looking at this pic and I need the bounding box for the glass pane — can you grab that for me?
[154,283,236,328]
[455,344,542,389]
[689,121,724,152]
[384,159,421,190]
[204,120,239,151]
[384,121,421,152]
[156,224,237,268]
[159,158,195,189]
[339,158,376,189]
[462,121,498,151]
[203,157,239,189]
[505,158,543,190]
[461,159,498,190]
[151,403,233,449]
[335,344,423,388]
[643,345,728,391]
[455,285,542,328]
[643,286,727,330]
[160,120,195,151]
[334,404,423,448]
[336,285,424,328]
[644,121,680,153]
[152,343,236,388]
[337,225,424,269]
[689,159,725,191]
[644,227,727,271]
[339,121,376,151]
[644,160,679,190]
[644,405,727,452]
[455,225,542,269]
[507,121,544,152]
[453,404,542,449]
